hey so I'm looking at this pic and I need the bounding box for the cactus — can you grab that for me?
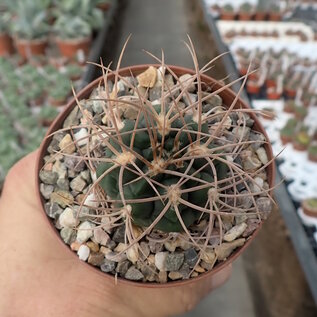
[44,38,275,264]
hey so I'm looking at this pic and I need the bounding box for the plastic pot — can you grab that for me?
[0,33,14,56]
[268,12,281,21]
[56,37,91,58]
[15,38,48,59]
[238,12,253,21]
[220,11,236,20]
[267,90,281,100]
[265,79,276,89]
[36,64,275,287]
[254,12,267,21]
[247,81,260,95]
[284,87,296,99]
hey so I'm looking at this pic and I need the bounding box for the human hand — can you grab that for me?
[0,151,231,317]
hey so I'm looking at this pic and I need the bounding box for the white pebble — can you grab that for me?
[74,128,88,146]
[59,208,78,228]
[155,252,168,271]
[224,223,247,242]
[77,245,90,261]
[76,221,95,243]
[84,193,99,208]
[256,147,269,165]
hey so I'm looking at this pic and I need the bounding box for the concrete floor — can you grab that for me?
[102,0,317,316]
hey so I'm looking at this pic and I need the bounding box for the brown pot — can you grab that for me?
[302,200,317,218]
[36,65,275,287]
[269,12,281,21]
[0,33,14,56]
[247,82,260,95]
[15,38,48,59]
[267,90,281,100]
[308,153,317,163]
[293,141,307,151]
[97,2,111,11]
[284,88,296,99]
[254,12,267,21]
[220,11,236,20]
[56,37,91,58]
[266,79,276,89]
[280,134,292,145]
[238,13,253,21]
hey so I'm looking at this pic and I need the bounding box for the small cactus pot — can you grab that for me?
[302,199,317,218]
[268,12,281,21]
[254,12,267,21]
[265,79,277,89]
[0,32,14,56]
[56,36,91,58]
[267,89,281,100]
[15,37,48,59]
[220,11,236,20]
[36,64,275,286]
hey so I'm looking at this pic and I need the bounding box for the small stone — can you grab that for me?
[52,160,67,179]
[243,219,260,237]
[168,271,183,280]
[100,259,116,273]
[137,66,157,88]
[135,242,148,259]
[200,260,214,271]
[183,93,197,107]
[70,241,81,251]
[224,223,247,242]
[59,134,75,154]
[203,93,222,107]
[80,170,91,183]
[56,178,70,191]
[86,241,99,253]
[60,227,76,245]
[116,260,131,276]
[74,128,88,147]
[77,245,90,261]
[88,252,104,266]
[94,228,110,246]
[178,263,191,279]
[40,183,54,199]
[59,207,78,228]
[201,250,216,264]
[237,190,253,209]
[191,272,199,278]
[113,226,125,243]
[243,154,262,171]
[114,242,127,253]
[256,147,268,165]
[127,244,139,264]
[76,221,95,243]
[165,253,184,271]
[100,246,112,255]
[70,175,86,192]
[179,239,191,250]
[178,74,195,92]
[140,264,157,282]
[64,154,85,172]
[215,238,245,261]
[105,251,127,262]
[232,126,251,141]
[157,271,167,283]
[50,190,74,208]
[155,252,168,271]
[147,254,155,265]
[184,248,198,268]
[194,265,205,273]
[148,240,163,253]
[44,202,63,220]
[83,193,99,208]
[149,87,162,101]
[256,197,272,219]
[125,266,144,281]
[250,132,265,150]
[63,106,80,128]
[164,239,179,252]
[39,170,58,185]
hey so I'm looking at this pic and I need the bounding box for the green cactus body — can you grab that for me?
[96,105,228,232]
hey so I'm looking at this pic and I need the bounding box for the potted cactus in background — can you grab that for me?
[293,126,310,151]
[302,198,317,218]
[38,105,59,127]
[280,118,297,145]
[12,0,50,59]
[239,2,253,21]
[0,11,14,56]
[37,41,275,285]
[53,0,103,58]
[221,4,235,20]
[254,3,267,21]
[308,143,317,163]
[269,4,281,21]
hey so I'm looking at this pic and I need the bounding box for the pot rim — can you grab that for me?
[36,64,275,288]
